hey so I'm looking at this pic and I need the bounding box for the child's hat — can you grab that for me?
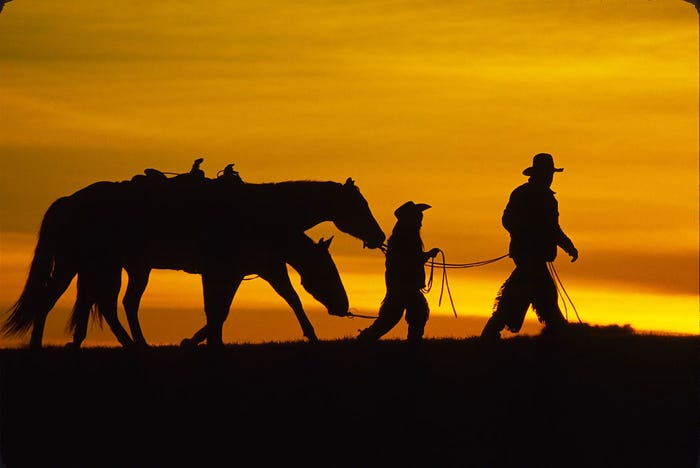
[394,201,431,220]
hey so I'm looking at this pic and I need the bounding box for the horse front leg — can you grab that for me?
[201,272,241,349]
[122,266,151,348]
[261,267,318,342]
[180,324,208,348]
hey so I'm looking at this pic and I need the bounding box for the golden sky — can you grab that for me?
[0,0,697,346]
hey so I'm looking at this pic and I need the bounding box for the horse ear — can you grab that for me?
[344,177,355,187]
[320,236,334,249]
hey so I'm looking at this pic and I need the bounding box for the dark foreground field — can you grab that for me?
[1,325,698,468]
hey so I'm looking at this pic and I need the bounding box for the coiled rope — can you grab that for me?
[547,262,582,323]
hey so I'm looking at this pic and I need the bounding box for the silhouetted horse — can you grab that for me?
[67,234,347,347]
[2,176,385,349]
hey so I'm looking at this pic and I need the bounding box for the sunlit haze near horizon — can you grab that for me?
[0,0,697,347]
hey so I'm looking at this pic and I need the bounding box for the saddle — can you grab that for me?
[131,159,243,188]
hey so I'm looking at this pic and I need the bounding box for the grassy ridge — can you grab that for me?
[1,326,698,467]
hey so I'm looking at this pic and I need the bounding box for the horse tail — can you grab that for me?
[66,278,102,335]
[67,304,102,335]
[1,197,68,336]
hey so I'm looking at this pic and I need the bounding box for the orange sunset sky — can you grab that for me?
[0,1,697,347]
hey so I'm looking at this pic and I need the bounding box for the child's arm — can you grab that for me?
[423,248,440,262]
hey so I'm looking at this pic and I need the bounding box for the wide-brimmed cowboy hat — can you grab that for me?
[394,201,431,220]
[523,153,564,176]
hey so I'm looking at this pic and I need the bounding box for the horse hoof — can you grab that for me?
[64,342,80,349]
[180,338,196,348]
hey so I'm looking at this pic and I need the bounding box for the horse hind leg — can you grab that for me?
[65,273,95,349]
[122,267,151,348]
[29,266,76,349]
[200,272,241,349]
[95,268,134,349]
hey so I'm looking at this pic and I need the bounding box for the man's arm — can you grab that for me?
[555,227,578,262]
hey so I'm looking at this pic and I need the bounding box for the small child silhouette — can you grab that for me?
[358,201,439,343]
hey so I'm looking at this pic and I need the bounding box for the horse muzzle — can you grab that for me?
[363,237,386,250]
[328,298,350,317]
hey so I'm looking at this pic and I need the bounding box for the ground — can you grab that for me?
[1,324,697,467]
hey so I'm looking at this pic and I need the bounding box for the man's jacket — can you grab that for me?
[502,182,575,262]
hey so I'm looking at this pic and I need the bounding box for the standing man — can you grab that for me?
[481,153,579,340]
[358,201,440,343]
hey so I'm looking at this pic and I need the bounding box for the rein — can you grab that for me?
[346,310,381,319]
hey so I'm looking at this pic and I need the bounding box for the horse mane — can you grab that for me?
[240,180,344,202]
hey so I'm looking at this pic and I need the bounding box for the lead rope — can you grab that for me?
[435,254,509,268]
[547,262,582,323]
[347,243,508,320]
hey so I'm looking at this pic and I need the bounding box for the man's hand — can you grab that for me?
[427,248,441,259]
[568,247,579,263]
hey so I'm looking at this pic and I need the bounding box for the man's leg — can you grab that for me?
[481,264,530,339]
[531,263,567,333]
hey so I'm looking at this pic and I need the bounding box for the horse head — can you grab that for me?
[332,178,386,250]
[294,236,349,317]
